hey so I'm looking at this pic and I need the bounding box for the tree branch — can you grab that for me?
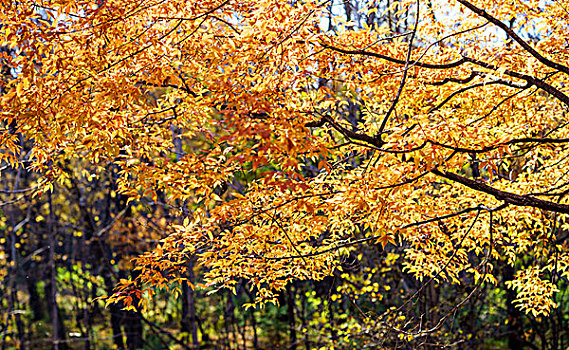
[431,169,569,214]
[321,43,467,69]
[457,0,569,76]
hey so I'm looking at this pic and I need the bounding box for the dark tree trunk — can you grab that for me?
[286,284,297,350]
[48,192,61,350]
[300,285,310,350]
[103,272,125,350]
[504,265,525,350]
[243,286,259,350]
[11,288,26,350]
[26,277,44,321]
[181,259,199,349]
[223,291,236,350]
[125,310,143,350]
[44,279,70,350]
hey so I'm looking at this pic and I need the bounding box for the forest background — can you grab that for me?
[1,0,569,349]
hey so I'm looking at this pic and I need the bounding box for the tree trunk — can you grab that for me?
[125,310,143,350]
[26,277,44,321]
[103,272,125,350]
[504,265,524,350]
[181,259,199,349]
[48,192,60,350]
[286,284,297,350]
[300,286,310,350]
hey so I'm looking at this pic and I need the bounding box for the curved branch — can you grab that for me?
[427,71,479,86]
[457,0,569,76]
[322,44,569,106]
[316,114,385,148]
[322,21,488,73]
[432,169,569,214]
[321,43,467,69]
[467,86,531,125]
[429,137,569,154]
[463,56,569,106]
[428,79,530,113]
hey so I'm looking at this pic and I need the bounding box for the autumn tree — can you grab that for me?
[2,0,569,348]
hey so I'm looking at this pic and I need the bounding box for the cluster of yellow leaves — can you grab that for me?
[505,267,559,317]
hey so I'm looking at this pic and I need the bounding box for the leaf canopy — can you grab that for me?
[2,0,569,315]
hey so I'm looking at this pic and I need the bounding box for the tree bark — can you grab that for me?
[286,284,297,350]
[181,258,199,349]
[504,265,524,350]
[48,192,60,350]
